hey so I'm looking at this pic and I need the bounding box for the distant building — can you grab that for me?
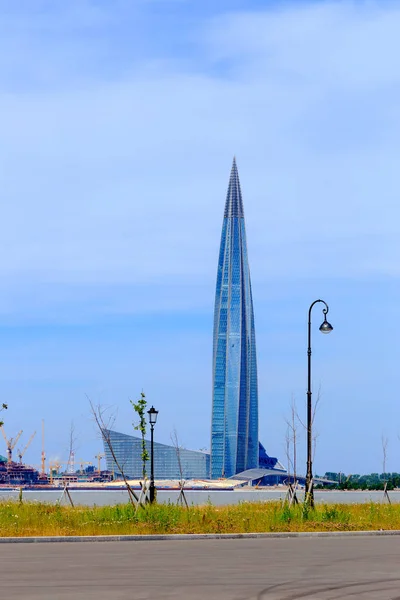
[103,429,286,482]
[211,159,259,478]
[103,430,210,480]
[104,160,284,482]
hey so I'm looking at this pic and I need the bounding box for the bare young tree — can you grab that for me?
[88,397,140,507]
[381,434,391,504]
[382,434,389,476]
[284,396,299,484]
[311,388,322,463]
[297,386,322,472]
[170,428,188,508]
[284,425,292,483]
[284,397,300,506]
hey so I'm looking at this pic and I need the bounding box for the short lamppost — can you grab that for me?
[147,406,158,503]
[306,299,333,507]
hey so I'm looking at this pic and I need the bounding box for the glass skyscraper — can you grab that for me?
[211,158,259,478]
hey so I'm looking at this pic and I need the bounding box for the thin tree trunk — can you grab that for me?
[88,398,140,507]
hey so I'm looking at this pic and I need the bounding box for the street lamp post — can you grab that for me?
[306,299,333,507]
[147,405,158,504]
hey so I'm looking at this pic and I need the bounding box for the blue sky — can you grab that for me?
[0,0,398,476]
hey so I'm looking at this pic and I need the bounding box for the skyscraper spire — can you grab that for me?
[211,159,259,479]
[224,157,244,218]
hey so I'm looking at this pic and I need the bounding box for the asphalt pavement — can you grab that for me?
[1,536,400,599]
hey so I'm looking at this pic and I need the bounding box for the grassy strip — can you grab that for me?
[0,501,399,537]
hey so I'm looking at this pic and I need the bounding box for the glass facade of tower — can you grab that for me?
[211,159,259,479]
[103,430,210,480]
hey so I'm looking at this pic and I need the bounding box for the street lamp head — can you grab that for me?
[147,406,159,426]
[319,320,333,334]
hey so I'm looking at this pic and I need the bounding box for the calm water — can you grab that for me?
[0,489,398,505]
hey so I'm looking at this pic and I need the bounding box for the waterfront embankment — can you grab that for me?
[0,488,399,506]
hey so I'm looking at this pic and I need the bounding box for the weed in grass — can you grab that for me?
[302,502,311,521]
[280,504,292,524]
[322,505,340,521]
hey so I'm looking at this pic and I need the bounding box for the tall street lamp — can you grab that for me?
[147,405,159,504]
[306,299,333,507]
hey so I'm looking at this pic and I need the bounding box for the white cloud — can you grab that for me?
[0,0,399,319]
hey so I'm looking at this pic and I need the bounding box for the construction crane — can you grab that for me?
[48,460,74,483]
[17,431,36,464]
[0,427,23,464]
[78,460,92,472]
[48,461,62,485]
[95,453,105,473]
[41,419,46,476]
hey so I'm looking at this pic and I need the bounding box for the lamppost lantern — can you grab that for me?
[319,319,333,334]
[147,406,158,426]
[306,299,333,507]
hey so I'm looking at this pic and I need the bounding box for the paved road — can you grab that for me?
[1,536,400,599]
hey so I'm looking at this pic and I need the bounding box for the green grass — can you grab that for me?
[0,501,399,537]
